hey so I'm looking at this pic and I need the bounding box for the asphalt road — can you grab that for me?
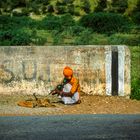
[0,114,140,140]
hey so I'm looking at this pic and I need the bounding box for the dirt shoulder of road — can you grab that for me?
[0,94,140,116]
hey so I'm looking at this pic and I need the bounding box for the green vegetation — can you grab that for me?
[130,46,140,100]
[0,14,139,46]
[0,0,140,100]
[79,12,132,34]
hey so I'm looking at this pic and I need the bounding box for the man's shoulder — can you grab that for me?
[71,76,79,83]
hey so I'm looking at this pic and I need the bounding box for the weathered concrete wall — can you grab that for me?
[0,45,130,97]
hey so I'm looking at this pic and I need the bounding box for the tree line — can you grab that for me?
[0,0,139,24]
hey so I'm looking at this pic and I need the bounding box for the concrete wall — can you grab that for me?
[0,45,130,98]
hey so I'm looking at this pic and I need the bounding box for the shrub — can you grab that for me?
[74,29,92,45]
[30,2,40,15]
[41,15,61,30]
[81,0,91,13]
[40,14,75,31]
[90,33,109,45]
[0,16,16,30]
[11,30,32,45]
[51,30,63,45]
[67,25,87,36]
[0,29,32,46]
[47,5,54,13]
[0,16,38,45]
[79,12,131,33]
[0,16,36,30]
[131,79,140,100]
[60,14,75,28]
[131,12,140,25]
[55,5,67,14]
[67,4,74,15]
[31,30,47,45]
[21,8,30,16]
[109,33,140,46]
[129,46,140,100]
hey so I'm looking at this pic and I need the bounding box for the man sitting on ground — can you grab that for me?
[51,66,81,105]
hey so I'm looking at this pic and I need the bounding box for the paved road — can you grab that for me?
[0,114,140,140]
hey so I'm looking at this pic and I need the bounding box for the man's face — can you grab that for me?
[65,76,72,80]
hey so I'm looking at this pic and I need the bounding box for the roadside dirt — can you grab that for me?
[0,93,140,116]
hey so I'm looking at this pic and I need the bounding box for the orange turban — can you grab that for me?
[63,66,73,77]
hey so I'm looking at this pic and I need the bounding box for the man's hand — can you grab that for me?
[55,89,63,96]
[58,91,64,96]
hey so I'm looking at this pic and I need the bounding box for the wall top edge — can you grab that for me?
[0,45,128,48]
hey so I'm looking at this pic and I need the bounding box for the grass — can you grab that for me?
[129,46,140,100]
